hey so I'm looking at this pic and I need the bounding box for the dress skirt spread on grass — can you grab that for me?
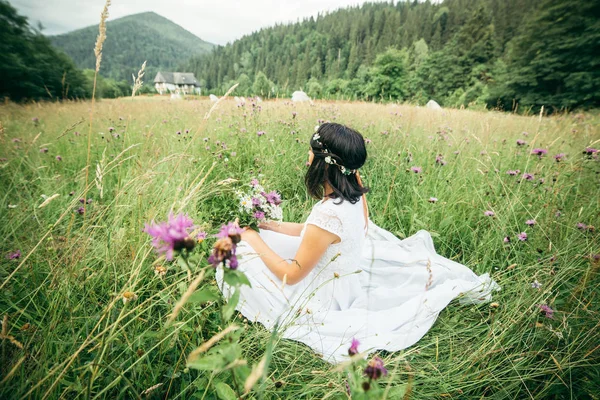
[216,197,500,364]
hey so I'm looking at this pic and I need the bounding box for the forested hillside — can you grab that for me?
[184,0,600,111]
[51,11,214,82]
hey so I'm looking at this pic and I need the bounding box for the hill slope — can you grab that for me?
[51,11,214,82]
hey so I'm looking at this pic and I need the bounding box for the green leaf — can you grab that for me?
[187,354,226,371]
[223,289,240,321]
[214,382,237,400]
[188,288,220,304]
[223,269,252,288]
[178,257,191,273]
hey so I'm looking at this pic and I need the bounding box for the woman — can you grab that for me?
[216,122,499,363]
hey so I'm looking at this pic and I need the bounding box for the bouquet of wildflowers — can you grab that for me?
[236,178,283,230]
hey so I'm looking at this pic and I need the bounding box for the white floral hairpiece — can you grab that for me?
[313,125,356,175]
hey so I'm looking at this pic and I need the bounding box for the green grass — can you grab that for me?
[0,98,599,399]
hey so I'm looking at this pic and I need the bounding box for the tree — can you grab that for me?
[365,48,408,101]
[252,71,273,97]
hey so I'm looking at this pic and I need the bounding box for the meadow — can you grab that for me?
[0,97,599,399]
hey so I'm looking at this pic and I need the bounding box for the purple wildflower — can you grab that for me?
[6,250,21,260]
[538,304,554,319]
[526,219,536,226]
[365,138,372,144]
[292,111,297,118]
[197,231,207,242]
[56,155,62,161]
[517,232,528,241]
[484,210,495,217]
[108,127,115,133]
[32,117,39,124]
[364,356,388,380]
[348,338,360,356]
[522,173,534,181]
[507,170,520,176]
[503,236,511,244]
[522,131,529,136]
[531,148,548,157]
[76,207,85,215]
[428,197,438,203]
[40,148,48,153]
[176,130,181,135]
[555,211,561,217]
[264,190,282,205]
[250,178,260,187]
[583,147,598,155]
[143,213,196,261]
[12,138,21,143]
[576,222,587,231]
[257,131,266,136]
[254,211,265,220]
[216,222,244,240]
[435,155,446,166]
[554,153,565,162]
[516,139,526,146]
[410,166,422,174]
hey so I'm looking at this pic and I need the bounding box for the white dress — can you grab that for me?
[216,197,500,364]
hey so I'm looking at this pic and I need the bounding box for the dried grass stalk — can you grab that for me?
[165,270,206,325]
[187,324,240,362]
[244,356,266,393]
[38,193,60,208]
[204,83,239,120]
[131,60,147,97]
[94,0,111,73]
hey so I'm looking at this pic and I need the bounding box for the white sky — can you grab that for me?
[11,0,388,45]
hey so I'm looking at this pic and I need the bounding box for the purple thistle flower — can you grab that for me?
[516,139,526,146]
[251,197,262,207]
[216,222,244,240]
[12,138,21,143]
[143,213,196,261]
[6,250,21,260]
[522,173,534,181]
[583,147,598,155]
[197,231,207,242]
[348,338,360,356]
[517,232,528,241]
[484,210,495,217]
[56,155,62,161]
[435,155,446,166]
[365,138,372,144]
[507,170,520,176]
[503,236,511,244]
[531,148,548,157]
[254,211,265,220]
[176,130,181,135]
[108,127,115,133]
[538,304,554,319]
[526,219,536,226]
[185,129,189,134]
[428,197,438,203]
[40,148,48,153]
[410,166,422,174]
[74,131,80,136]
[554,153,565,162]
[576,222,588,230]
[228,254,239,269]
[76,206,85,215]
[264,190,282,206]
[257,131,266,136]
[32,117,39,123]
[364,356,388,380]
[292,111,297,118]
[250,178,260,187]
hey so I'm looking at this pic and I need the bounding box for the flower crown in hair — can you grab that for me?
[312,128,357,176]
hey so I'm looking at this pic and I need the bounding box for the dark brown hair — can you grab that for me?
[305,122,369,204]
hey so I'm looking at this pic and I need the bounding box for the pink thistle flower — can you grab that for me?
[216,222,244,240]
[143,213,196,261]
[484,210,495,217]
[365,138,372,144]
[76,207,85,215]
[531,148,548,157]
[410,166,422,174]
[428,197,438,203]
[254,211,265,220]
[503,236,511,244]
[554,153,565,162]
[517,232,528,241]
[108,127,115,133]
[56,155,62,161]
[257,131,266,136]
[522,173,534,181]
[40,148,48,153]
[250,178,260,187]
[583,147,598,155]
[576,222,588,230]
[348,338,360,356]
[263,190,282,205]
[516,139,526,146]
[364,356,388,380]
[435,155,446,166]
[538,304,554,319]
[526,219,536,226]
[507,170,520,176]
[6,250,21,260]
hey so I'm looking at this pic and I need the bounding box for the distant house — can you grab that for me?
[154,72,201,95]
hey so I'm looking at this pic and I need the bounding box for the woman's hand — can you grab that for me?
[240,227,260,245]
[258,220,280,231]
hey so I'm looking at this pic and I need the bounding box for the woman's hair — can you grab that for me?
[305,122,369,204]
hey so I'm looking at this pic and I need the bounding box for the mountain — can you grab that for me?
[50,11,214,82]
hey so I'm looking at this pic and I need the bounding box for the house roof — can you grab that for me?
[154,72,200,86]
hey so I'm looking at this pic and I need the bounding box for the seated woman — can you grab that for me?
[216,122,499,363]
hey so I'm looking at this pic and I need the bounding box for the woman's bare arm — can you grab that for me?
[240,225,338,285]
[258,221,305,237]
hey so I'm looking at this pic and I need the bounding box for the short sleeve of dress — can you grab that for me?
[306,202,343,240]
